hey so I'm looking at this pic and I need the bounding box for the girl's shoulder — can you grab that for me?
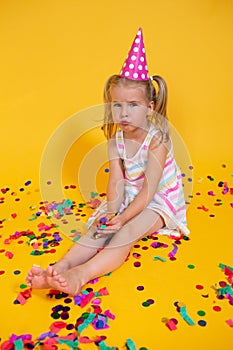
[149,133,171,155]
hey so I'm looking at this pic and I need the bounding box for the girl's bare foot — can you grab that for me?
[26,265,50,289]
[26,260,70,289]
[48,267,87,296]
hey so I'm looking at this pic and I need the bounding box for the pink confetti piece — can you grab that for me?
[79,336,104,344]
[208,191,215,196]
[5,251,14,259]
[166,319,177,331]
[104,309,115,320]
[50,321,67,333]
[80,291,95,308]
[226,319,233,327]
[16,288,32,305]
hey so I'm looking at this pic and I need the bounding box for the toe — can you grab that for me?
[46,265,53,277]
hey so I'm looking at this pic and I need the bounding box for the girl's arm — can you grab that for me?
[113,138,169,226]
[106,137,125,214]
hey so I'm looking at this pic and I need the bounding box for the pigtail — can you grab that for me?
[151,75,167,118]
[103,75,119,139]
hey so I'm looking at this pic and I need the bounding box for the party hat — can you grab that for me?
[120,28,149,81]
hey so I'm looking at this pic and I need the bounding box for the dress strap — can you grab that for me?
[141,123,158,150]
[115,130,125,158]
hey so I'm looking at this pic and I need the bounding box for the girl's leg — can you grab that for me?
[26,226,112,289]
[50,226,113,272]
[49,209,163,295]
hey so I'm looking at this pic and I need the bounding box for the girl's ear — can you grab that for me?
[147,101,154,114]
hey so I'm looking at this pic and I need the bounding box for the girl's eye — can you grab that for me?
[129,102,138,107]
[112,103,121,108]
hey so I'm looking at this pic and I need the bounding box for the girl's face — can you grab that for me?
[110,83,154,134]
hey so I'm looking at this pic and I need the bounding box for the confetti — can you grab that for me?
[213,305,222,312]
[168,243,178,260]
[187,264,195,269]
[174,302,195,325]
[153,256,167,262]
[165,319,177,331]
[226,319,233,327]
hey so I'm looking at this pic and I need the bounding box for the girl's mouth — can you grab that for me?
[120,121,130,126]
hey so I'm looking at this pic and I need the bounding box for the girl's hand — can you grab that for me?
[95,213,126,237]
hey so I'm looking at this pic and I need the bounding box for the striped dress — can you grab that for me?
[87,123,189,237]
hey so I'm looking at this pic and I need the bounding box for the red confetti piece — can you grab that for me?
[0,270,5,275]
[70,185,76,189]
[97,287,109,296]
[197,205,209,212]
[213,305,222,312]
[49,249,56,254]
[219,281,227,287]
[196,284,204,290]
[11,213,17,219]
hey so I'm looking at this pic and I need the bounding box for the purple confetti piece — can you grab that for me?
[168,243,178,258]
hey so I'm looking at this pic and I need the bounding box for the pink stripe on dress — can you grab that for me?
[157,192,177,215]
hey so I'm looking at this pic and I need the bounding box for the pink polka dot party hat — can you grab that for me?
[120,27,149,81]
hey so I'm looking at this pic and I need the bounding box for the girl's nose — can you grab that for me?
[121,103,128,117]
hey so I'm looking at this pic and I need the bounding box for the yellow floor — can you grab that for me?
[0,1,233,349]
[0,162,232,350]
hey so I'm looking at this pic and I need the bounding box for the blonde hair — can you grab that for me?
[103,75,169,142]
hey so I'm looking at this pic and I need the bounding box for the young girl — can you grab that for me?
[26,28,189,296]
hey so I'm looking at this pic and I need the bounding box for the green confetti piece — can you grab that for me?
[219,263,233,272]
[179,306,195,325]
[13,338,23,350]
[105,272,112,276]
[217,285,233,297]
[77,312,95,333]
[57,339,79,348]
[126,338,137,350]
[99,341,117,350]
[197,310,206,316]
[20,284,28,289]
[142,301,150,307]
[187,264,195,269]
[73,234,81,242]
[153,256,167,262]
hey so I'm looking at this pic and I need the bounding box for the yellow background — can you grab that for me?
[0,1,233,349]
